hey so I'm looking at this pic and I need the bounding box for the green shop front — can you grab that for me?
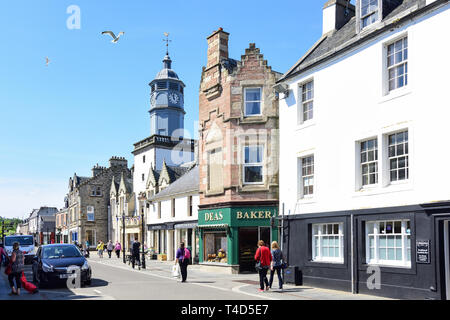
[198,206,279,273]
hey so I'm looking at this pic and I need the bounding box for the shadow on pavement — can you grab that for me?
[88,278,109,288]
[186,281,216,284]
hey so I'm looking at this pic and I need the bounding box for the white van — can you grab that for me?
[5,235,35,264]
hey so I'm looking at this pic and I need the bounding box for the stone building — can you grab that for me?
[27,207,58,245]
[67,156,131,248]
[197,28,281,273]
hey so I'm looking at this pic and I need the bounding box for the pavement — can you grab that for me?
[0,255,390,300]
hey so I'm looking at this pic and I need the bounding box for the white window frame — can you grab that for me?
[312,223,344,263]
[360,0,380,30]
[244,87,262,117]
[298,80,314,124]
[298,155,314,199]
[366,219,411,267]
[360,138,379,187]
[386,36,408,93]
[87,206,95,222]
[243,145,264,185]
[387,130,409,183]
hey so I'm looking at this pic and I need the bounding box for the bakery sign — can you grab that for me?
[236,210,275,220]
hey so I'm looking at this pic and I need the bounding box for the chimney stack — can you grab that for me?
[323,0,355,35]
[206,27,229,69]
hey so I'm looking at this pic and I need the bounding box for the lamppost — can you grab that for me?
[141,210,146,269]
[122,214,126,264]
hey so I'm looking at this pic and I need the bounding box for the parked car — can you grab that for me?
[4,235,35,264]
[32,244,92,288]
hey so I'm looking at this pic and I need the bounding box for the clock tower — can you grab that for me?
[149,50,186,138]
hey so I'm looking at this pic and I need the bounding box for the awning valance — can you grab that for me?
[197,224,229,229]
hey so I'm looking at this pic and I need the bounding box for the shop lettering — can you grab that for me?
[204,212,223,222]
[236,211,274,219]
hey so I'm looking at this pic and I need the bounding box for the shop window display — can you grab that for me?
[204,232,227,263]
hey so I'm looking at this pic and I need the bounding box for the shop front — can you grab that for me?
[198,206,278,273]
[174,221,199,264]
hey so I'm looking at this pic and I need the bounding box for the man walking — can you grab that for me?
[106,240,114,259]
[175,242,190,283]
[131,238,141,270]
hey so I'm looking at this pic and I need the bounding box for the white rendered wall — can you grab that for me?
[279,6,450,216]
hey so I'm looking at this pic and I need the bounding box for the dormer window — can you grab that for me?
[360,0,379,29]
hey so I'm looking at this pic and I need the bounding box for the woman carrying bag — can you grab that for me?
[269,241,284,290]
[8,242,24,296]
[254,240,272,292]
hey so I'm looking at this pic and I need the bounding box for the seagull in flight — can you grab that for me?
[101,31,125,43]
[45,57,50,66]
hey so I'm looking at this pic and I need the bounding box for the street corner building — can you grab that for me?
[197,28,281,274]
[66,157,132,248]
[276,0,450,299]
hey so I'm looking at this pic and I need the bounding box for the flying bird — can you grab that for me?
[45,57,50,66]
[101,31,125,43]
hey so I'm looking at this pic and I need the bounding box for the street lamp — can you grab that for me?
[141,211,146,269]
[122,214,126,264]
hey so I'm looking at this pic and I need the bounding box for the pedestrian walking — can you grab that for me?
[131,238,141,269]
[107,240,114,258]
[97,241,104,258]
[115,241,121,258]
[254,240,272,292]
[269,241,284,290]
[0,244,8,272]
[175,242,191,283]
[85,240,90,257]
[8,242,24,296]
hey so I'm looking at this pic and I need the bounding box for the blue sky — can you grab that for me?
[0,0,340,218]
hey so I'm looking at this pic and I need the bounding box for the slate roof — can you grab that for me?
[148,165,199,201]
[280,0,430,82]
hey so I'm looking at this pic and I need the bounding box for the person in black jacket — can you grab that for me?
[132,238,141,270]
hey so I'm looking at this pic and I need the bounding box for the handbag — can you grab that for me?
[255,248,263,271]
[280,251,288,269]
[4,263,11,276]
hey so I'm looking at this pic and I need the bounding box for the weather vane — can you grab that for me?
[163,32,171,55]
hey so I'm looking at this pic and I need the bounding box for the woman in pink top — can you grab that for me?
[114,242,122,258]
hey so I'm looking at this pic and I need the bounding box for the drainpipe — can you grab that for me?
[351,213,355,294]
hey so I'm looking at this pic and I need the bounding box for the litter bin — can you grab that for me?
[284,266,302,285]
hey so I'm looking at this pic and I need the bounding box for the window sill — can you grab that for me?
[379,87,411,104]
[311,259,344,265]
[295,120,316,131]
[353,181,412,197]
[297,197,316,205]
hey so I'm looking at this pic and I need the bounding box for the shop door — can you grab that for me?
[444,221,450,300]
[258,227,271,248]
[239,228,258,273]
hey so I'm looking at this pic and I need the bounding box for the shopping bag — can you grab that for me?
[21,272,38,294]
[172,264,180,278]
[4,264,11,275]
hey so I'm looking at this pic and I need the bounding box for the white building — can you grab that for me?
[277,0,449,299]
[146,165,199,261]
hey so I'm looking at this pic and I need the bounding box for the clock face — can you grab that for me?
[168,92,180,104]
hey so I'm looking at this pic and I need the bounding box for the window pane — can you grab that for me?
[396,248,402,261]
[369,236,375,247]
[379,248,386,260]
[246,88,261,101]
[379,236,386,247]
[327,224,332,234]
[246,102,261,115]
[387,248,395,260]
[322,247,329,257]
[387,235,395,247]
[323,237,329,246]
[380,222,385,234]
[245,166,263,183]
[333,224,339,235]
[367,223,374,234]
[394,221,401,234]
[386,222,393,234]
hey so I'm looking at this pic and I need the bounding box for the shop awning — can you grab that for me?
[175,223,198,229]
[197,224,229,229]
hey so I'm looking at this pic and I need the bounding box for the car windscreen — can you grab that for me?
[42,246,82,259]
[5,236,34,246]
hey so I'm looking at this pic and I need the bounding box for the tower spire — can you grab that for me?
[163,32,171,56]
